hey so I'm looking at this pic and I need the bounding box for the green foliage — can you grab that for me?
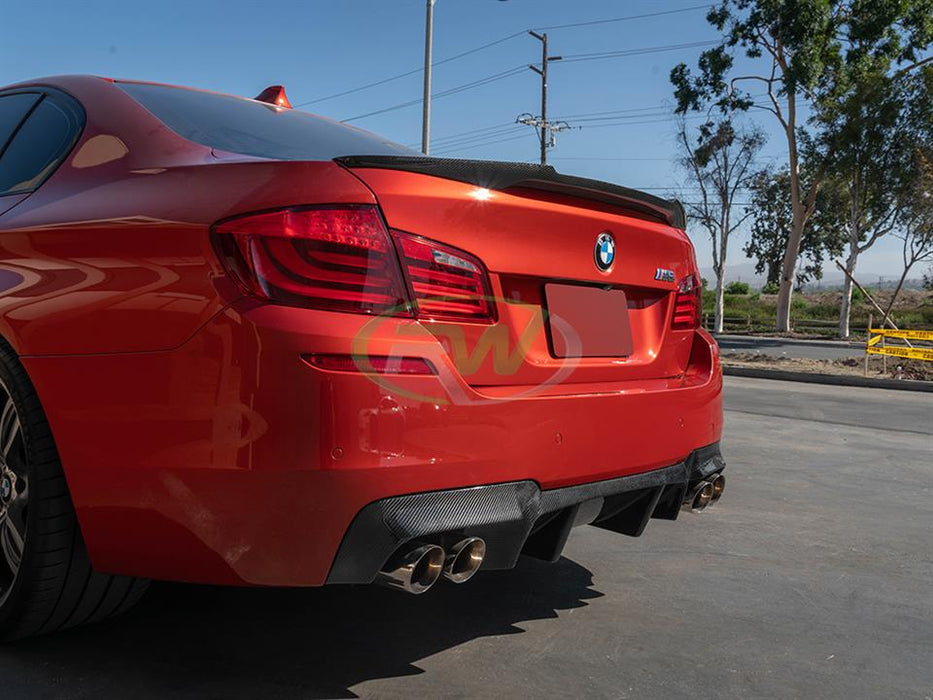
[671,0,933,331]
[701,288,933,332]
[851,286,873,305]
[725,281,751,295]
[743,167,843,286]
[671,1,933,119]
[760,281,780,294]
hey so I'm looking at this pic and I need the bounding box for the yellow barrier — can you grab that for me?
[866,328,933,362]
[868,328,933,342]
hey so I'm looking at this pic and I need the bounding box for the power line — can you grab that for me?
[434,132,538,156]
[428,126,528,150]
[342,39,721,124]
[558,40,719,64]
[294,30,527,107]
[534,5,711,31]
[341,65,528,122]
[410,121,518,147]
[552,156,679,161]
[297,5,713,108]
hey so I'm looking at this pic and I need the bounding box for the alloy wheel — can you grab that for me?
[0,381,27,606]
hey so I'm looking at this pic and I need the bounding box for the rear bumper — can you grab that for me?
[23,303,723,587]
[329,442,725,584]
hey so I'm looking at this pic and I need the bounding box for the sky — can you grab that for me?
[0,0,910,282]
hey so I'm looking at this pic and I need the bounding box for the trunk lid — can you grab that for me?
[339,158,698,393]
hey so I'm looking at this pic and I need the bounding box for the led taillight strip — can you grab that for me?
[212,205,496,324]
[671,274,701,330]
[213,205,411,316]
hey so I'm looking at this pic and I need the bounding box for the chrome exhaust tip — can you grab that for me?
[375,544,445,594]
[443,537,486,584]
[683,480,715,512]
[710,473,725,501]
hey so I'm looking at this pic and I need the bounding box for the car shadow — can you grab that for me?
[3,557,602,699]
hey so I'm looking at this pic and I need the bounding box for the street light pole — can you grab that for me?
[421,0,436,155]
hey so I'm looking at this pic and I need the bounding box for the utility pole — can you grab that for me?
[421,0,436,155]
[517,31,570,165]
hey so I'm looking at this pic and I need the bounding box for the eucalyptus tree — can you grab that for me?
[677,119,764,332]
[744,166,843,289]
[884,148,933,323]
[671,0,933,331]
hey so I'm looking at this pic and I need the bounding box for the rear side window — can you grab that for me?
[0,93,41,153]
[118,82,417,161]
[0,93,84,195]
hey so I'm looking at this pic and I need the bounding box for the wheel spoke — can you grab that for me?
[0,396,14,458]
[1,414,20,460]
[0,517,23,574]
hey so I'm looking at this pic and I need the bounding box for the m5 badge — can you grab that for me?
[655,268,675,283]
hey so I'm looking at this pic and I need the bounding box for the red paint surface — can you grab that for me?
[0,76,722,586]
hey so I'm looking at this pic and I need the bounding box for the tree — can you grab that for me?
[818,62,930,336]
[677,119,764,333]
[883,148,933,322]
[743,167,843,288]
[671,0,933,331]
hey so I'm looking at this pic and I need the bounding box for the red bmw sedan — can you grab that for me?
[0,76,724,639]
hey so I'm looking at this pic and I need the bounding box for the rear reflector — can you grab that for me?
[671,274,701,330]
[213,206,409,316]
[302,354,436,375]
[392,231,495,323]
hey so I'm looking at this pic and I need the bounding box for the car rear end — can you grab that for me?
[205,155,725,590]
[19,80,725,592]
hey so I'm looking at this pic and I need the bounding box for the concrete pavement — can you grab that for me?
[1,377,930,699]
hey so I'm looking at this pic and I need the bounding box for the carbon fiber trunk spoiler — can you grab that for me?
[335,155,686,229]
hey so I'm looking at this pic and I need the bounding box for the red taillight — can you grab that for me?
[302,354,436,375]
[213,205,410,316]
[672,274,701,330]
[392,231,495,323]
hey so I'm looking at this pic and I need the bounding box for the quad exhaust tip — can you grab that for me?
[682,473,725,512]
[443,537,486,584]
[375,543,445,594]
[711,473,725,501]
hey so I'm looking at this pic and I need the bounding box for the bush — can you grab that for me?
[760,281,779,294]
[725,281,751,295]
[851,286,873,305]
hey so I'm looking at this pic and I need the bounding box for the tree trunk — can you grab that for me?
[838,241,859,339]
[774,94,803,333]
[775,210,804,332]
[714,273,725,333]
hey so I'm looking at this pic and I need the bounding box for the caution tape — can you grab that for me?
[869,328,933,341]
[865,345,933,361]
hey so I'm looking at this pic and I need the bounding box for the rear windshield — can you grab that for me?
[118,82,418,161]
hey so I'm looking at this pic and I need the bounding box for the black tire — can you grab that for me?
[0,341,148,641]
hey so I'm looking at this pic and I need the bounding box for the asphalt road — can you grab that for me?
[716,334,865,360]
[2,377,931,699]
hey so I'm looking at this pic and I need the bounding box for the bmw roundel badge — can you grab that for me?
[594,232,615,271]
